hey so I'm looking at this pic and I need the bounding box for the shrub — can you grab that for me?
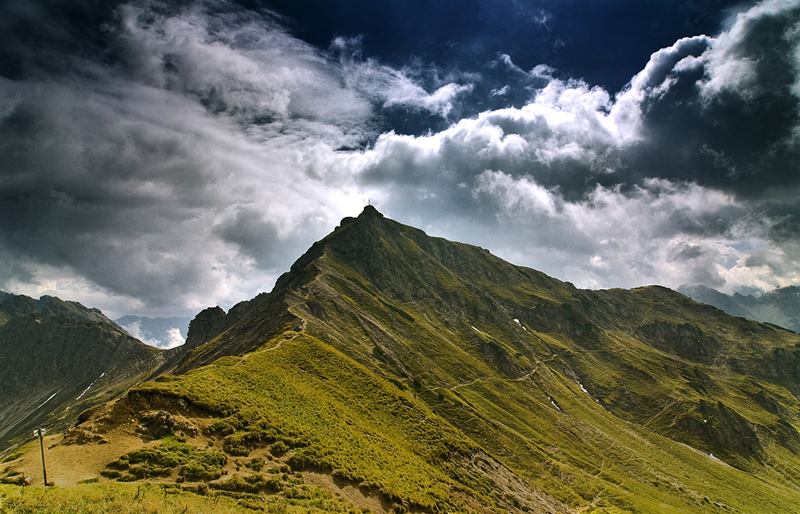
[270,441,289,455]
[246,457,264,472]
[105,440,227,482]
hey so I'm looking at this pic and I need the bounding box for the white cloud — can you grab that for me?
[2,0,800,320]
[475,170,557,216]
[164,327,187,349]
[331,36,473,117]
[476,176,788,293]
[699,0,800,100]
[491,85,511,97]
[122,320,186,349]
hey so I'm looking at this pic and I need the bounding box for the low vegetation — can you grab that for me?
[0,482,367,513]
[102,437,227,481]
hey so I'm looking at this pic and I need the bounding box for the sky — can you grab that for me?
[1,0,800,319]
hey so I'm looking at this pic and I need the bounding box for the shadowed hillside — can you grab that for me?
[0,293,167,447]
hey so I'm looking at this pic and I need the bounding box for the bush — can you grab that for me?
[270,441,289,455]
[246,457,264,472]
[1,452,23,464]
[105,439,227,482]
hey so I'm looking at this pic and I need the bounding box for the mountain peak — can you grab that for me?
[13,210,800,514]
[337,205,384,231]
[359,204,383,219]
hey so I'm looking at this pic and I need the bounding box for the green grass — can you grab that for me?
[0,483,367,513]
[103,437,227,481]
[270,215,800,512]
[137,335,503,513]
[35,210,800,513]
[131,321,800,512]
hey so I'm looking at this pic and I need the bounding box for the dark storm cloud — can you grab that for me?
[0,0,478,315]
[212,207,281,270]
[628,4,800,196]
[1,0,799,318]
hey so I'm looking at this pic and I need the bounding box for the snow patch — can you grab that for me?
[75,372,105,401]
[36,390,60,410]
[579,383,588,394]
[513,318,528,331]
[471,326,481,333]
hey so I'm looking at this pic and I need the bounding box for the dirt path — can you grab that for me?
[235,319,307,366]
[303,472,388,514]
[5,431,144,487]
[448,363,540,392]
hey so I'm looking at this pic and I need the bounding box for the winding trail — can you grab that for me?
[234,318,307,366]
[447,360,544,392]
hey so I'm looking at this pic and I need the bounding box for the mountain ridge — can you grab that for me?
[0,292,168,447]
[3,206,800,513]
[680,284,800,333]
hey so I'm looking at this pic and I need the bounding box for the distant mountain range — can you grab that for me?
[115,315,192,349]
[2,207,800,513]
[679,284,800,333]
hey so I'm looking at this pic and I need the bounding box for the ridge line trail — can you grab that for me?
[624,307,654,337]
[235,318,307,365]
[447,362,545,392]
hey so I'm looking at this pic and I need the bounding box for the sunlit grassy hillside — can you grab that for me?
[4,206,800,513]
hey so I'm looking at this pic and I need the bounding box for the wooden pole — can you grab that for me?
[36,428,48,486]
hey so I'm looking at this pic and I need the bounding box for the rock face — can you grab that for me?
[184,306,228,351]
[634,321,721,364]
[183,293,269,352]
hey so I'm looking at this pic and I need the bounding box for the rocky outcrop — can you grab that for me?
[183,293,270,352]
[635,321,721,364]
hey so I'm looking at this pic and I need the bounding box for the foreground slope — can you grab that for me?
[6,207,800,513]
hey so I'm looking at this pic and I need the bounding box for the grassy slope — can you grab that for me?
[138,334,556,513]
[133,313,799,513]
[264,210,800,512]
[297,282,800,512]
[7,208,800,513]
[0,482,365,514]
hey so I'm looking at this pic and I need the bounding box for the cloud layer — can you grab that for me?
[1,0,799,318]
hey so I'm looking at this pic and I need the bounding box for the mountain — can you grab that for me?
[0,291,121,327]
[4,207,800,513]
[181,292,269,353]
[116,315,193,349]
[0,292,168,448]
[680,284,800,333]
